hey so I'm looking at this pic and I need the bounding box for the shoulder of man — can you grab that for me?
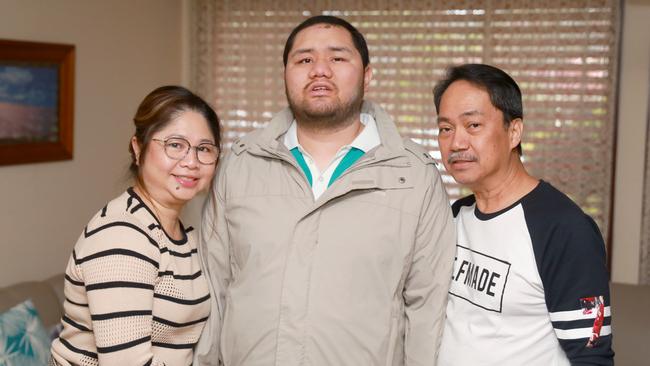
[230,107,294,156]
[229,128,266,155]
[401,138,438,167]
[525,181,596,226]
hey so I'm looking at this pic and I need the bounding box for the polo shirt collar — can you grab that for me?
[283,113,381,153]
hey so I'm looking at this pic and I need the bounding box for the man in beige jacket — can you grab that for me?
[195,15,456,366]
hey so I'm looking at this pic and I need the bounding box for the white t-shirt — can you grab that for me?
[438,181,613,365]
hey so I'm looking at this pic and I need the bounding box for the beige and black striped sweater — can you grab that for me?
[50,188,210,366]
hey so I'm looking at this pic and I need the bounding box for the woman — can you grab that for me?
[50,86,220,366]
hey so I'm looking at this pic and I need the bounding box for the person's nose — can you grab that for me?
[179,146,200,168]
[308,57,333,79]
[450,128,469,151]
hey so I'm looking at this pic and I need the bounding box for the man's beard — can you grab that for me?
[286,81,364,131]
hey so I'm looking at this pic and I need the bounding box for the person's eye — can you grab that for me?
[298,58,312,64]
[438,126,452,134]
[332,57,346,62]
[167,140,186,150]
[468,122,481,129]
[197,145,215,153]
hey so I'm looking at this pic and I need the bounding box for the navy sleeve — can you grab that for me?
[525,183,614,365]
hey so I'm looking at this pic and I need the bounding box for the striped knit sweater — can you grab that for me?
[50,188,210,366]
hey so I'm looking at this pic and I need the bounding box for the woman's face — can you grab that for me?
[133,110,218,209]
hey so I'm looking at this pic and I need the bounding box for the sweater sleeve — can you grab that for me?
[72,220,166,366]
[528,206,614,365]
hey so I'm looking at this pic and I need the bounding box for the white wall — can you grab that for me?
[611,0,650,284]
[0,0,183,287]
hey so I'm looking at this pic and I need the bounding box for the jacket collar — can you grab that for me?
[231,100,406,160]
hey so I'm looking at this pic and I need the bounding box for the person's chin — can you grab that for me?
[172,192,195,205]
[449,170,478,186]
[305,101,337,115]
[168,185,200,203]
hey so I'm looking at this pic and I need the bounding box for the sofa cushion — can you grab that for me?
[0,299,51,366]
[0,278,63,329]
[43,274,65,315]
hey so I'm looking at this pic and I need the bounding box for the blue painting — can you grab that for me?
[0,64,59,143]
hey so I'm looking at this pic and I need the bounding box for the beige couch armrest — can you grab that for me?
[0,274,65,329]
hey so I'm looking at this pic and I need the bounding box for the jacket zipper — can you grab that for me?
[252,145,315,193]
[334,152,411,182]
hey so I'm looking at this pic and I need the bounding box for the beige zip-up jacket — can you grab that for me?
[195,101,456,366]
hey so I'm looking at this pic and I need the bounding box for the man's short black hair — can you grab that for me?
[283,15,369,68]
[433,63,523,155]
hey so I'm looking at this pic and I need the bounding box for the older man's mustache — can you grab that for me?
[447,152,478,164]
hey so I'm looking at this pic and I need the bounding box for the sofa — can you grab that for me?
[0,273,66,337]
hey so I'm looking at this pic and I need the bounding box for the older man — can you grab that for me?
[194,16,455,366]
[434,63,614,365]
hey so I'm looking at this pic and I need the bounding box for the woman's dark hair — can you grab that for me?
[128,85,221,186]
[283,15,369,68]
[433,64,523,155]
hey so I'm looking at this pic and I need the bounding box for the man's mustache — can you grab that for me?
[447,152,478,164]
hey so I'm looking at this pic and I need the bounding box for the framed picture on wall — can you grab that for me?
[0,39,74,166]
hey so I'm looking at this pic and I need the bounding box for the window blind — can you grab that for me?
[190,0,620,241]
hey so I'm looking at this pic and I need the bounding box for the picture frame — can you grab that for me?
[0,39,75,166]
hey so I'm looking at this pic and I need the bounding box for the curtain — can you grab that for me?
[189,0,620,243]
